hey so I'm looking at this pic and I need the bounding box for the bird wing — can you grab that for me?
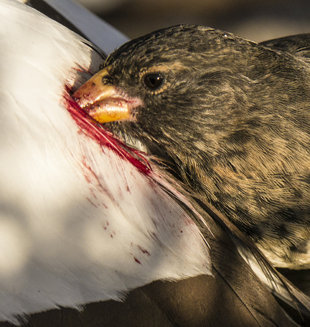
[195,197,310,322]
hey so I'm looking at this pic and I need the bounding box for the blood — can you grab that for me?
[81,157,101,186]
[137,245,150,256]
[74,65,91,74]
[64,86,151,175]
[134,257,141,264]
[103,221,109,230]
[86,197,98,208]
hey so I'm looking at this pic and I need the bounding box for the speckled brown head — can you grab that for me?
[74,25,310,269]
[75,25,261,145]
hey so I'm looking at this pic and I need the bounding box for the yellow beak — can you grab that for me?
[73,68,141,123]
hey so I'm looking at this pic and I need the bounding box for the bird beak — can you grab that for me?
[73,67,142,123]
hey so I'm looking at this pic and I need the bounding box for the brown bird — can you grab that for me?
[3,1,310,326]
[74,25,310,270]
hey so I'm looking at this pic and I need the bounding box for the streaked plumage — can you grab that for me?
[1,1,310,326]
[74,24,310,269]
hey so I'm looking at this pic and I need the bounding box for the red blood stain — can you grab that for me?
[86,197,98,208]
[137,245,150,256]
[81,154,116,202]
[64,87,151,175]
[134,257,141,264]
[81,157,101,186]
[103,221,110,230]
[75,67,86,73]
[83,173,91,184]
[74,65,92,74]
[81,156,112,207]
[184,218,195,226]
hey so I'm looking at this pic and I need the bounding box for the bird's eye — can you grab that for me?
[143,73,164,91]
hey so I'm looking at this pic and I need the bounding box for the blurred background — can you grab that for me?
[76,0,310,42]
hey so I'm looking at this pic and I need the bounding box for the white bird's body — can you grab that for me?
[0,1,210,322]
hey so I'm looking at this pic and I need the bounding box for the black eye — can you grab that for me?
[143,73,164,91]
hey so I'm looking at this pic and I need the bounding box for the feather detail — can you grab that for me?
[0,1,210,323]
[195,196,310,316]
[2,2,310,326]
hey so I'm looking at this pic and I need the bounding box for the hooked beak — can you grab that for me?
[73,67,142,123]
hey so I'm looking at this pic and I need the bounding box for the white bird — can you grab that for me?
[0,1,309,326]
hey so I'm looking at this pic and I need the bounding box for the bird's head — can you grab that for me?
[73,25,275,160]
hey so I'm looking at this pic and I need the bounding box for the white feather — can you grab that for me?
[0,0,210,323]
